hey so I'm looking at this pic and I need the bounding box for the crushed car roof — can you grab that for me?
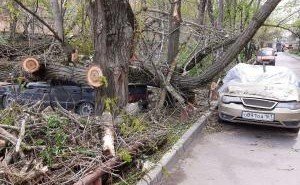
[219,63,299,101]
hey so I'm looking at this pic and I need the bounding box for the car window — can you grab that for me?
[258,50,273,56]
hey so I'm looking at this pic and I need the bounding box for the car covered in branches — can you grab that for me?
[0,81,149,116]
[218,63,300,133]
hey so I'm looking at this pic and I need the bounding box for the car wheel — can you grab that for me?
[138,100,149,110]
[3,95,14,108]
[288,128,299,134]
[77,102,94,116]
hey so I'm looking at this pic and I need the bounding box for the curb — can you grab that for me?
[136,111,212,185]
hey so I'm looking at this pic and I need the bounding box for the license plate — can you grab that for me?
[242,111,274,121]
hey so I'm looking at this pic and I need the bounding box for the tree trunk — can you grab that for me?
[180,35,238,73]
[167,0,182,65]
[21,58,103,87]
[217,0,224,29]
[173,0,282,89]
[50,0,64,42]
[197,0,207,25]
[207,0,215,27]
[9,1,18,40]
[90,1,134,111]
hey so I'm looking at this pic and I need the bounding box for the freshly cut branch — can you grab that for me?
[102,112,116,157]
[22,58,103,87]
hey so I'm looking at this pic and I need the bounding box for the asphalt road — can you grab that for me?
[161,52,300,185]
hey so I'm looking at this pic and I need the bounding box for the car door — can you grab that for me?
[50,85,81,110]
[18,85,50,106]
[64,85,82,109]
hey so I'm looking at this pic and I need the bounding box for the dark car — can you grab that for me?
[0,82,148,116]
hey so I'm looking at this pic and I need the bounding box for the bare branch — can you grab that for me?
[13,0,63,43]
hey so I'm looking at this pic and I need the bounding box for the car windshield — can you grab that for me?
[258,50,273,56]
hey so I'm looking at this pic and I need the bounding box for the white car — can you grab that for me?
[218,63,300,133]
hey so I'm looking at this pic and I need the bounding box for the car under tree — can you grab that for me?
[0,81,149,116]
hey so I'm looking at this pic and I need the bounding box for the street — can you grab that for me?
[161,52,300,185]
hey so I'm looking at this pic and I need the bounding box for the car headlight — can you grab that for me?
[222,95,241,104]
[277,102,300,110]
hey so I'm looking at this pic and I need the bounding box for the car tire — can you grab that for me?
[77,102,94,116]
[288,128,299,134]
[2,95,14,108]
[138,100,149,110]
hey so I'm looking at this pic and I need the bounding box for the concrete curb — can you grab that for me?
[136,111,212,185]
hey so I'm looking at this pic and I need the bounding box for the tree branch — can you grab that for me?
[13,0,63,43]
[263,23,300,38]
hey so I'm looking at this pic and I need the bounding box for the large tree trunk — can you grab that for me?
[21,58,103,87]
[90,1,134,111]
[167,0,182,65]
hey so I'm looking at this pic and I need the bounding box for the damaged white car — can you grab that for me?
[218,63,300,133]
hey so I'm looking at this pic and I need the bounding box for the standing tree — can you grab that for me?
[50,0,64,42]
[89,0,135,112]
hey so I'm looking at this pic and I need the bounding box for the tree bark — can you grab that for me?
[180,35,238,73]
[207,0,215,27]
[197,0,207,25]
[90,0,134,111]
[167,0,182,65]
[50,0,64,42]
[102,112,115,157]
[217,0,224,29]
[9,1,18,40]
[21,58,103,87]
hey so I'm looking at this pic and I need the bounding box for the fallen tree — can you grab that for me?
[22,57,103,87]
[5,0,282,103]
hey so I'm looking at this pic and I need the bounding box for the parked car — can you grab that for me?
[256,48,276,66]
[218,63,300,133]
[0,81,149,116]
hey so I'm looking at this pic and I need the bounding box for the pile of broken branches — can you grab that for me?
[0,102,169,184]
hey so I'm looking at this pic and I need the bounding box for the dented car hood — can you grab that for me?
[223,84,299,101]
[219,63,299,101]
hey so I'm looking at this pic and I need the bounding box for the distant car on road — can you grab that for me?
[256,48,276,66]
[0,82,149,116]
[218,63,300,133]
[276,42,283,52]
